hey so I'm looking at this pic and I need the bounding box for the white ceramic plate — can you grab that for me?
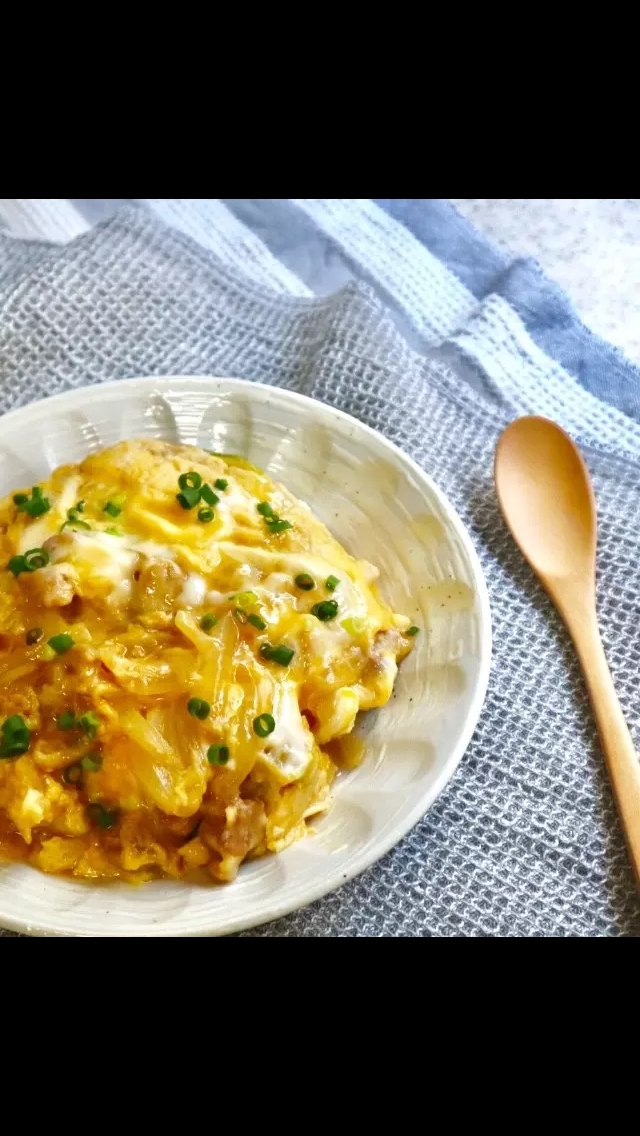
[0,376,491,937]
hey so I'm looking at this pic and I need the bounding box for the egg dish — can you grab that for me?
[0,440,417,883]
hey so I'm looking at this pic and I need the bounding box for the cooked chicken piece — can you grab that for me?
[21,534,82,607]
[133,557,185,614]
[32,562,81,608]
[201,798,266,860]
[42,532,75,560]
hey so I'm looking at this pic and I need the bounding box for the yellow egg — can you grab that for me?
[0,439,415,883]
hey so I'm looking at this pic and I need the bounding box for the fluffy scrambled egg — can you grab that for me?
[0,440,415,883]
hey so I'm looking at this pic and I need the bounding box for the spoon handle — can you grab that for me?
[565,599,640,883]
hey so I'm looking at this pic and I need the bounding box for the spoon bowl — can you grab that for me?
[495,415,640,885]
[495,415,596,583]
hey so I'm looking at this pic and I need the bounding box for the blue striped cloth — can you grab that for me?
[2,197,639,450]
[0,199,639,938]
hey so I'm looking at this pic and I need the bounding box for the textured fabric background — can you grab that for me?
[0,203,638,936]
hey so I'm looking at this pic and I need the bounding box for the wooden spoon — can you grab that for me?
[494,414,640,883]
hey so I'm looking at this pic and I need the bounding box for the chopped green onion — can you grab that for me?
[247,613,267,630]
[14,487,51,518]
[62,763,83,785]
[198,507,214,523]
[311,600,339,622]
[8,548,50,576]
[105,526,123,536]
[78,711,100,739]
[325,575,340,591]
[259,643,295,666]
[3,714,29,734]
[176,487,201,510]
[47,633,74,655]
[28,497,50,517]
[23,548,50,571]
[178,472,202,491]
[81,753,103,772]
[341,616,367,637]
[58,710,77,730]
[187,697,210,720]
[0,715,31,759]
[25,627,43,646]
[257,501,290,532]
[41,645,56,662]
[214,478,228,491]
[200,483,219,507]
[87,802,118,830]
[0,742,30,759]
[253,713,276,738]
[8,555,26,577]
[295,573,315,591]
[233,591,258,607]
[103,500,122,518]
[66,507,91,528]
[76,500,86,513]
[406,625,420,637]
[207,744,230,765]
[199,613,218,632]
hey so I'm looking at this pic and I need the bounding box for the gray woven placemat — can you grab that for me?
[0,205,638,937]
